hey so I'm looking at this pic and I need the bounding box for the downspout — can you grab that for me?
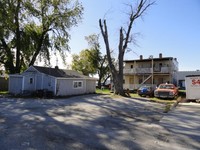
[8,76,11,93]
[41,73,44,89]
[54,78,57,96]
[22,76,24,94]
[85,79,87,93]
[34,73,37,91]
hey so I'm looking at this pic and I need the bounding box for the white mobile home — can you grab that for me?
[185,75,200,100]
[9,66,96,96]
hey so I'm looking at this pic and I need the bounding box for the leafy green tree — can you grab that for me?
[72,34,110,88]
[97,55,110,88]
[72,48,100,76]
[0,0,83,73]
[71,51,88,76]
[85,34,111,88]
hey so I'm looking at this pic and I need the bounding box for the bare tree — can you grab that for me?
[99,0,155,96]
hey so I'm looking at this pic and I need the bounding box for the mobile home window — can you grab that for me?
[73,81,83,89]
[29,78,33,84]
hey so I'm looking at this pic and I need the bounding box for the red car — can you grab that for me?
[154,84,178,99]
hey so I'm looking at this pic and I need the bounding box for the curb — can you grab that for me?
[163,100,180,113]
[170,100,180,111]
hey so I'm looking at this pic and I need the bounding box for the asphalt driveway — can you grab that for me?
[0,94,199,150]
[156,103,200,150]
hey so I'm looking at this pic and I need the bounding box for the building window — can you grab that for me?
[139,78,143,84]
[130,65,133,69]
[30,78,33,84]
[73,81,83,89]
[129,78,134,84]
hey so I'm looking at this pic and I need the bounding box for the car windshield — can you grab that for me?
[139,86,151,90]
[159,84,174,89]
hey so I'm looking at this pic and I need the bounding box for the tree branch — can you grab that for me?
[123,0,155,52]
[99,19,116,74]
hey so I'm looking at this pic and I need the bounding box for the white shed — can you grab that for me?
[9,66,96,96]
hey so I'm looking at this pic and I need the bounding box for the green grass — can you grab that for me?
[96,88,112,94]
[95,89,184,113]
[130,93,177,104]
[96,88,180,104]
[149,97,176,104]
[0,91,8,95]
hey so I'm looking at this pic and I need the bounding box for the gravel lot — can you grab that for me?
[0,94,199,150]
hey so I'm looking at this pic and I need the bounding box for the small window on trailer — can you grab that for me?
[30,78,33,84]
[73,81,83,89]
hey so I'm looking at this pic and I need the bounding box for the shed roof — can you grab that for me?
[33,66,88,78]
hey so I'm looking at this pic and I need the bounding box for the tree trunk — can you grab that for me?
[1,39,15,74]
[97,71,102,89]
[99,19,126,96]
[112,73,125,95]
[103,74,111,85]
[116,27,125,95]
[15,0,21,73]
[29,33,45,66]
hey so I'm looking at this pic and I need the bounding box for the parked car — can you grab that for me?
[154,83,178,99]
[137,85,155,97]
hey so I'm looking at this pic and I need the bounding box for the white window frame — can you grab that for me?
[73,81,83,89]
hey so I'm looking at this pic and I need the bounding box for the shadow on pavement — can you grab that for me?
[0,95,148,150]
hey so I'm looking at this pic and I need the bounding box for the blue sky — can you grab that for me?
[68,0,200,71]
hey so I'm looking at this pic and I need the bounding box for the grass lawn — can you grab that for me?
[96,88,184,105]
[95,88,182,112]
[0,91,8,95]
[96,88,112,95]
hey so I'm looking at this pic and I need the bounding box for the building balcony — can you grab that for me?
[124,68,152,74]
[124,67,170,75]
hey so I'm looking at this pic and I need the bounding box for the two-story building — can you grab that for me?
[123,53,178,90]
